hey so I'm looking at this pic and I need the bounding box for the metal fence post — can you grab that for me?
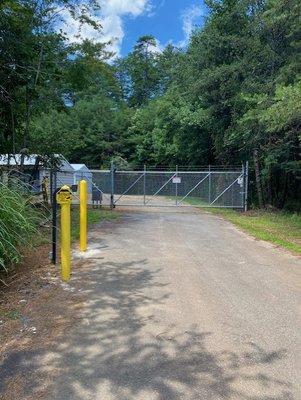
[143,165,146,205]
[208,165,211,205]
[50,170,57,205]
[244,161,249,212]
[51,188,58,265]
[175,165,178,206]
[50,170,53,205]
[51,170,57,200]
[110,160,115,209]
[54,171,57,193]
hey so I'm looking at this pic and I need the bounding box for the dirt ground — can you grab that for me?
[0,244,86,399]
[1,206,301,399]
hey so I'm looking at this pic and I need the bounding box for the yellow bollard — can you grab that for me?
[79,180,87,252]
[56,185,72,282]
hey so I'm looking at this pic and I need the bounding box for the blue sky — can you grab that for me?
[61,0,207,58]
[121,0,207,55]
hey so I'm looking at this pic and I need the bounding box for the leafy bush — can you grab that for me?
[0,183,38,271]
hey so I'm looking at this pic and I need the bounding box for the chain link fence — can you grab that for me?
[90,164,248,210]
[0,164,248,210]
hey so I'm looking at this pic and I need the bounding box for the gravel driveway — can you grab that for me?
[46,207,301,399]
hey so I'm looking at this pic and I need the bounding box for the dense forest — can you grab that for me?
[0,0,300,209]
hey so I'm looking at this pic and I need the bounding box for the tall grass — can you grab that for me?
[0,182,38,271]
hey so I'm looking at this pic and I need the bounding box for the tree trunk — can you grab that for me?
[279,172,288,209]
[30,155,41,185]
[253,149,264,208]
[267,165,273,206]
[20,43,43,169]
[20,86,31,172]
[10,102,16,153]
[34,43,44,86]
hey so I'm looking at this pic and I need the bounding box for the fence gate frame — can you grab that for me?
[107,163,249,211]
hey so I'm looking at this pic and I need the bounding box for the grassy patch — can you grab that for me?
[32,206,119,245]
[0,308,21,320]
[16,206,119,251]
[70,207,119,241]
[184,198,301,254]
[0,183,39,272]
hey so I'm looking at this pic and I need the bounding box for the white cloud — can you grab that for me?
[101,0,149,17]
[59,0,151,57]
[177,4,204,47]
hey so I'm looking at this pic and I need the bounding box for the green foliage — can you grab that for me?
[30,94,132,167]
[1,0,300,210]
[127,89,211,166]
[260,80,301,133]
[70,207,119,241]
[120,0,300,208]
[0,183,38,271]
[116,35,161,106]
[0,0,105,154]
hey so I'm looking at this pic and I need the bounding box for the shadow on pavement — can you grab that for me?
[0,255,295,400]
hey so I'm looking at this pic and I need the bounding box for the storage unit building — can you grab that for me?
[71,164,93,193]
[0,154,75,192]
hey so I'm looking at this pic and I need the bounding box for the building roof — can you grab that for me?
[71,163,91,172]
[0,154,74,172]
[0,154,37,166]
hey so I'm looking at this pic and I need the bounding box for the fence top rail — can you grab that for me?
[104,203,244,208]
[110,165,244,171]
[110,170,243,175]
[90,166,245,174]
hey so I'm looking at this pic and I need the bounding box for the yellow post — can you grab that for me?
[61,201,71,281]
[80,179,87,252]
[56,185,72,282]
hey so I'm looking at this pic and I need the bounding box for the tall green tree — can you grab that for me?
[116,35,160,107]
[1,0,300,209]
[0,0,101,155]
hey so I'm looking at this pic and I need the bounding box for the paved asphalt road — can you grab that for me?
[47,208,301,400]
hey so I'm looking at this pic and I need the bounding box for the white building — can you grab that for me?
[71,164,93,193]
[0,154,74,192]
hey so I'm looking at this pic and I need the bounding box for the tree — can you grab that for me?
[0,0,102,155]
[1,0,300,209]
[116,35,160,107]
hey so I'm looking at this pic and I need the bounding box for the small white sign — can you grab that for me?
[237,177,243,186]
[172,177,182,184]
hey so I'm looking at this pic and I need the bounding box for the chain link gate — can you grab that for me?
[91,163,249,210]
